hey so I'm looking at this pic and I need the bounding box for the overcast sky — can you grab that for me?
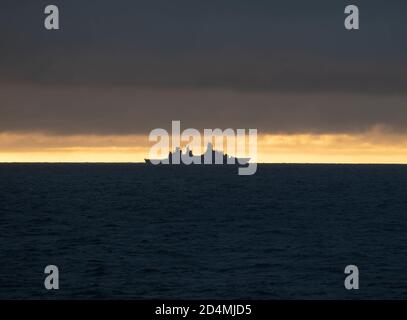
[1,0,406,135]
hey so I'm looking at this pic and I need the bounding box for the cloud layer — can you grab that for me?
[1,86,407,135]
[1,0,406,135]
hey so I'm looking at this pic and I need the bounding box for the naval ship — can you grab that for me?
[145,143,250,167]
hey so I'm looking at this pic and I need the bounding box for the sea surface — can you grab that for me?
[0,164,407,299]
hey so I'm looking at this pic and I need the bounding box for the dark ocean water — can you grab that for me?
[1,164,407,299]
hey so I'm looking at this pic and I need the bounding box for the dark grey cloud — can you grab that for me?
[1,0,406,93]
[1,86,407,135]
[0,1,407,135]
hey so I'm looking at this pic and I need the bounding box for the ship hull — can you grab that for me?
[144,158,250,167]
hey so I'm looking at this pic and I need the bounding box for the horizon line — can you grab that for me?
[1,162,407,165]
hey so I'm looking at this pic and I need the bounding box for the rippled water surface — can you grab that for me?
[1,164,407,299]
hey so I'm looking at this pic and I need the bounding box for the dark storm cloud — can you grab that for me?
[0,0,406,135]
[1,0,406,93]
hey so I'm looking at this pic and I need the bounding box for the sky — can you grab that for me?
[1,0,407,163]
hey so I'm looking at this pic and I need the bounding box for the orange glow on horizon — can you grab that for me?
[1,131,407,164]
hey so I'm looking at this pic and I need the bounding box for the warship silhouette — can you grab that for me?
[145,143,250,167]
